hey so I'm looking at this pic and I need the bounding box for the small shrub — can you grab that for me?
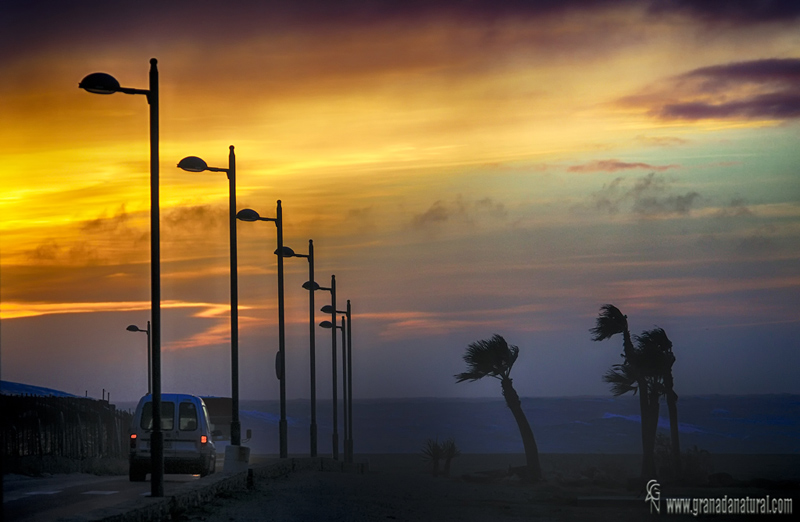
[682,445,713,485]
[421,438,444,477]
[441,438,461,478]
[655,433,712,484]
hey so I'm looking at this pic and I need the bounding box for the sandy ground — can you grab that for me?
[178,454,799,522]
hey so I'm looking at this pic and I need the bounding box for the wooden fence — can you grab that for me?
[1,395,132,470]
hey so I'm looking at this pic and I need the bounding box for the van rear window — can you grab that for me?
[179,402,198,431]
[140,401,175,430]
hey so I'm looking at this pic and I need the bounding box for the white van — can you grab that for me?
[129,393,217,481]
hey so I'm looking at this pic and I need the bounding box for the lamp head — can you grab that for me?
[126,325,141,332]
[79,72,121,94]
[275,246,296,257]
[319,320,333,329]
[320,305,334,314]
[236,208,261,222]
[302,281,320,291]
[177,156,209,172]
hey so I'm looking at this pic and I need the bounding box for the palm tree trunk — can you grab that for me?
[638,383,653,478]
[664,370,681,477]
[641,386,659,480]
[626,328,657,479]
[501,378,542,482]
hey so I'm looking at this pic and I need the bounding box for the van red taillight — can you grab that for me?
[130,434,137,449]
[200,435,208,444]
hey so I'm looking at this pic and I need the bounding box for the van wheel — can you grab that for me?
[201,456,215,477]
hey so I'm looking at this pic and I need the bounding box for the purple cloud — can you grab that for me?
[4,1,799,65]
[659,92,800,120]
[624,58,800,121]
[569,159,680,173]
[647,0,800,25]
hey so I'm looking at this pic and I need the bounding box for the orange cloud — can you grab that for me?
[0,300,248,321]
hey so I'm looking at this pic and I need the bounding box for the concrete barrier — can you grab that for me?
[223,444,251,473]
[58,458,367,522]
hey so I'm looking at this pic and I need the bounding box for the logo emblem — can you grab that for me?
[645,479,661,514]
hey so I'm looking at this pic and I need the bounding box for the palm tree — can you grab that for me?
[591,304,657,479]
[455,334,542,481]
[636,328,680,477]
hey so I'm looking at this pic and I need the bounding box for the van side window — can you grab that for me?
[179,402,198,431]
[140,401,175,430]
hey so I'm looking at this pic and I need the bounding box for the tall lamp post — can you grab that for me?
[288,240,318,457]
[126,322,151,394]
[318,275,346,460]
[237,202,288,458]
[176,147,243,448]
[80,59,164,497]
[346,300,353,463]
[322,299,353,462]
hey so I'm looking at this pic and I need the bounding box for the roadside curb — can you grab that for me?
[57,457,368,522]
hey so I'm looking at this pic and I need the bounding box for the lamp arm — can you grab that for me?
[118,87,151,96]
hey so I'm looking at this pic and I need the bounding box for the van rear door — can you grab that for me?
[139,400,176,458]
[173,399,202,458]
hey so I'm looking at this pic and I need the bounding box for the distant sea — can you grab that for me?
[124,394,799,455]
[4,381,796,456]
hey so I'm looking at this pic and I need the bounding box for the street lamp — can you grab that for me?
[322,299,353,463]
[346,300,353,463]
[127,322,151,395]
[80,59,164,497]
[176,146,243,449]
[319,310,343,461]
[287,240,319,457]
[317,275,343,460]
[237,202,288,458]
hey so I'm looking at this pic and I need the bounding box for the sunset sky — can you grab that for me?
[2,0,799,403]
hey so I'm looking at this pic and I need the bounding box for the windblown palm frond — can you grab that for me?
[454,334,518,382]
[603,363,638,397]
[590,304,628,342]
[635,327,672,354]
[633,327,674,377]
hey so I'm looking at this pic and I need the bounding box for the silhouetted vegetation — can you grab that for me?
[656,433,711,485]
[592,305,681,481]
[455,334,542,482]
[420,437,461,478]
[638,327,681,477]
[592,304,654,478]
[441,438,461,478]
[421,438,444,477]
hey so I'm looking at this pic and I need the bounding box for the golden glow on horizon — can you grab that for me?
[2,24,790,268]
